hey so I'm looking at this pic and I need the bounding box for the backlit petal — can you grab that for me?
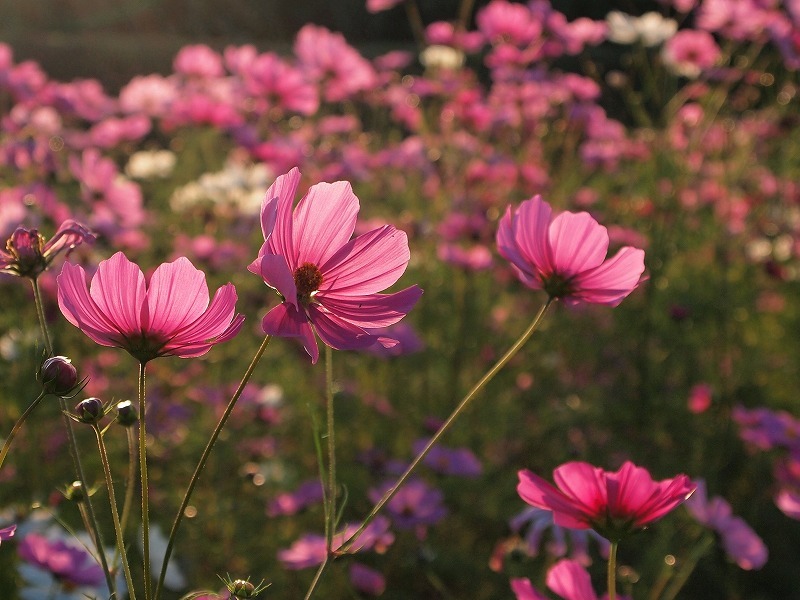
[307,304,377,351]
[88,252,145,336]
[293,180,359,266]
[145,257,209,336]
[571,247,645,306]
[261,302,318,363]
[57,262,126,347]
[548,211,609,276]
[265,167,301,268]
[317,286,422,328]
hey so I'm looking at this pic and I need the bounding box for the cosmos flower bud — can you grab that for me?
[40,356,79,397]
[115,400,138,427]
[64,481,86,503]
[231,580,256,597]
[75,397,105,425]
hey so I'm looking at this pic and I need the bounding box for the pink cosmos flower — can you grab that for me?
[517,461,695,541]
[248,168,422,364]
[662,29,722,78]
[57,252,244,363]
[512,559,630,600]
[497,195,645,306]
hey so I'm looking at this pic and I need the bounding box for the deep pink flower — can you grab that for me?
[497,195,645,306]
[249,168,422,364]
[366,0,404,13]
[57,252,244,363]
[517,461,695,541]
[18,533,105,588]
[512,559,633,600]
[0,220,95,279]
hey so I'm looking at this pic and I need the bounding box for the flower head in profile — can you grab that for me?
[497,195,645,306]
[0,220,95,279]
[517,461,695,541]
[249,168,422,364]
[57,252,244,364]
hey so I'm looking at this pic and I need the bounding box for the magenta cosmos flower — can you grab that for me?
[57,251,244,363]
[517,461,695,541]
[249,168,422,363]
[497,196,645,306]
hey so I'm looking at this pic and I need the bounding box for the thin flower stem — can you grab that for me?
[404,0,426,49]
[116,427,138,568]
[93,425,135,600]
[61,397,115,596]
[303,555,329,600]
[0,392,45,472]
[154,335,273,600]
[139,362,152,600]
[608,541,618,600]
[337,298,553,555]
[31,278,53,355]
[456,0,476,31]
[324,344,337,552]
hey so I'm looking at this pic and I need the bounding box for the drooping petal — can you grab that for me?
[88,252,146,336]
[261,302,318,363]
[251,254,298,308]
[144,257,209,336]
[307,304,377,351]
[293,180,359,266]
[168,313,245,358]
[546,560,598,600]
[42,219,95,259]
[547,211,609,276]
[57,262,127,347]
[512,195,554,275]
[319,226,410,295]
[167,283,242,351]
[264,167,301,268]
[571,247,645,306]
[317,286,423,328]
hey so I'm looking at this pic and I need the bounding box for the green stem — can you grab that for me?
[324,344,337,552]
[31,277,53,355]
[154,335,272,600]
[660,534,715,600]
[93,425,135,600]
[404,0,426,50]
[139,362,152,600]
[608,541,618,600]
[0,392,45,472]
[338,299,553,555]
[303,555,329,600]
[116,426,138,568]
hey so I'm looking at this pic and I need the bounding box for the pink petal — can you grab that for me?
[546,559,598,600]
[293,180,359,267]
[265,167,302,268]
[260,192,279,242]
[547,211,609,276]
[552,462,608,518]
[511,577,549,600]
[252,254,298,308]
[261,302,318,363]
[168,283,241,350]
[318,286,422,328]
[517,469,591,530]
[572,247,645,306]
[89,252,146,336]
[512,195,554,276]
[170,313,245,358]
[307,303,377,351]
[57,262,126,347]
[144,257,209,336]
[497,206,542,289]
[319,225,410,295]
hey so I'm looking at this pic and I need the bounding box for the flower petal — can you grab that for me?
[546,559,598,600]
[88,252,146,336]
[511,195,554,276]
[293,180,359,267]
[571,246,645,306]
[167,283,242,352]
[511,578,549,600]
[547,211,609,276]
[264,167,301,268]
[317,286,422,328]
[168,313,245,358]
[517,469,592,530]
[251,253,298,308]
[145,257,209,336]
[57,262,126,347]
[261,302,318,363]
[307,303,377,351]
[319,225,410,295]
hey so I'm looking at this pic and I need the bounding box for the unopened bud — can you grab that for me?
[231,580,256,598]
[115,400,138,427]
[40,356,78,396]
[65,481,86,503]
[75,397,104,424]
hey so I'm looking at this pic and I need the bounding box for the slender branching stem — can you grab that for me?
[154,335,273,600]
[324,344,337,552]
[93,424,135,600]
[139,362,152,600]
[303,555,329,600]
[116,426,138,567]
[0,392,45,471]
[336,299,553,554]
[31,278,53,355]
[608,541,618,600]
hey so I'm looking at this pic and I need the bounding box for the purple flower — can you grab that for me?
[412,439,483,477]
[510,507,609,565]
[18,533,105,587]
[266,479,324,517]
[368,478,447,530]
[349,562,386,596]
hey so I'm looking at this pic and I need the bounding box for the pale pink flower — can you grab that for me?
[57,252,244,363]
[249,168,422,364]
[517,461,695,541]
[497,195,645,306]
[173,44,225,78]
[662,29,722,78]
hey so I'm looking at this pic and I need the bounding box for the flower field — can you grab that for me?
[0,1,799,598]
